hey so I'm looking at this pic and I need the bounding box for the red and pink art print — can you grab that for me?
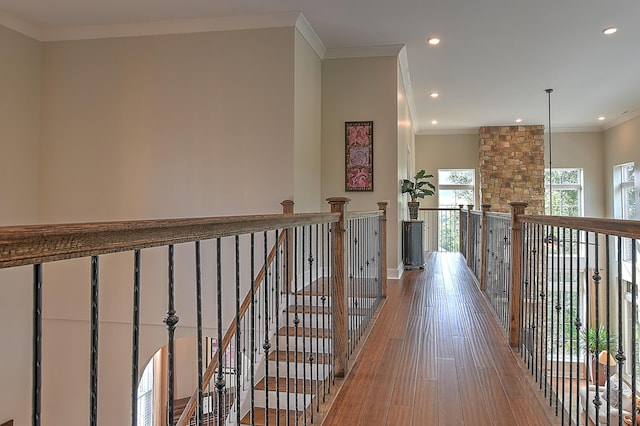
[345,121,373,191]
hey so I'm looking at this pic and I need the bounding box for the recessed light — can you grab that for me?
[515,118,523,123]
[603,27,618,35]
[431,120,438,125]
[427,37,440,46]
[430,92,439,98]
[598,116,606,121]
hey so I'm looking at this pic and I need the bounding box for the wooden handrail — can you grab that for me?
[518,214,640,239]
[175,230,288,426]
[0,212,339,269]
[418,207,461,212]
[346,210,383,221]
[1,420,13,426]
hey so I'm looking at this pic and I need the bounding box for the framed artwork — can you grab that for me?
[345,121,373,191]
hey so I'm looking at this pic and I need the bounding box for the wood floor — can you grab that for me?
[323,252,560,426]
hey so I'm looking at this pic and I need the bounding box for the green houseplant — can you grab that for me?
[401,170,435,220]
[580,325,617,385]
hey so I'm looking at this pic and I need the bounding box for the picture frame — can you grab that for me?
[345,121,373,191]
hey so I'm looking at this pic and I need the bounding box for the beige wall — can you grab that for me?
[321,56,401,275]
[33,27,298,425]
[415,133,480,208]
[0,24,41,426]
[39,28,296,224]
[293,30,322,213]
[547,131,605,218]
[604,115,640,217]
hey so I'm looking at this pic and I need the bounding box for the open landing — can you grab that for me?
[323,252,560,426]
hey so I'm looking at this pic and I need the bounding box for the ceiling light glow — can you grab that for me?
[515,118,523,123]
[598,116,606,121]
[431,120,438,125]
[603,27,618,35]
[427,37,440,46]
[430,92,439,98]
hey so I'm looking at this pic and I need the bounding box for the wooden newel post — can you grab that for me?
[377,201,388,298]
[466,205,474,267]
[327,197,350,377]
[479,204,491,292]
[509,202,528,347]
[281,200,295,293]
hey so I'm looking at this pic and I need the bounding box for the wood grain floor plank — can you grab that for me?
[324,252,557,425]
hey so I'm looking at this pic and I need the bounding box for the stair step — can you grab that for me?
[240,407,301,425]
[268,350,331,364]
[255,376,317,393]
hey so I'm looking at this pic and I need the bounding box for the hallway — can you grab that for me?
[323,252,559,425]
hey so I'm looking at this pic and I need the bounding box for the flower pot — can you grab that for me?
[408,202,420,220]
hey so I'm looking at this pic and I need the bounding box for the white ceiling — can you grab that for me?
[2,0,640,134]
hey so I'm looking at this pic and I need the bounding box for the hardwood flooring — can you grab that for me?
[323,252,560,426]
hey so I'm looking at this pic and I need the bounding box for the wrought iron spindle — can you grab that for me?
[90,256,99,426]
[263,232,271,426]
[194,242,204,426]
[131,251,141,426]
[235,236,241,426]
[250,233,256,425]
[274,230,281,426]
[215,239,225,426]
[33,263,42,426]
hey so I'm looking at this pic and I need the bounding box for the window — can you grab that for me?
[545,168,583,216]
[438,169,475,207]
[137,359,154,426]
[614,163,636,262]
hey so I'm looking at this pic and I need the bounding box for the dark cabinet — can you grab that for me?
[403,220,424,269]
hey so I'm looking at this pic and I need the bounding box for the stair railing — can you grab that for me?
[460,201,640,425]
[0,197,387,425]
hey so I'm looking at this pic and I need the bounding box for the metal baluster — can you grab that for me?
[164,246,179,425]
[275,230,281,426]
[574,230,583,425]
[284,229,291,426]
[615,237,625,426]
[321,224,328,401]
[249,233,256,425]
[131,251,141,426]
[234,236,241,426]
[554,226,561,413]
[263,232,271,426]
[584,232,592,420]
[632,239,637,426]
[560,228,566,424]
[302,226,308,426]
[314,223,321,412]
[90,256,99,426]
[539,225,547,390]
[604,235,612,424]
[215,240,225,426]
[33,264,43,426]
[194,242,204,426]
[293,227,299,425]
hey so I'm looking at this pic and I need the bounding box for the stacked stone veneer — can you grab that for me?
[479,125,545,214]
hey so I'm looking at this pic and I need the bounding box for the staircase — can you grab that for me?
[239,282,333,425]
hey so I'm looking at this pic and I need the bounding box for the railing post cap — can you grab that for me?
[481,204,492,210]
[281,200,294,207]
[509,201,529,208]
[467,204,474,210]
[326,197,351,204]
[377,201,389,208]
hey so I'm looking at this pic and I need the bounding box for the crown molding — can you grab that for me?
[294,13,325,59]
[0,10,42,40]
[602,108,640,131]
[38,12,301,41]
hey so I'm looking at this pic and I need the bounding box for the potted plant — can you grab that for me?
[580,325,617,385]
[401,170,435,220]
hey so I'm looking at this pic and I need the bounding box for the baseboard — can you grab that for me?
[388,266,404,280]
